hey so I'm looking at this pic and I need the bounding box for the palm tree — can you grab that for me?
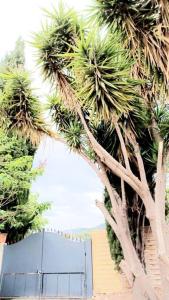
[91,1,169,297]
[33,4,169,299]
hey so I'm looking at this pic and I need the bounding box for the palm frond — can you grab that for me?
[33,3,80,82]
[48,93,83,150]
[154,104,169,144]
[91,0,169,96]
[0,71,53,144]
[72,30,140,120]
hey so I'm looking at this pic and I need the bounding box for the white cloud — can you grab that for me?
[31,137,104,229]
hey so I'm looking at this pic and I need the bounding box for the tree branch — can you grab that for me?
[127,130,148,187]
[114,121,131,171]
[80,151,121,223]
[155,141,166,220]
[56,74,143,193]
[77,106,142,193]
[96,200,119,236]
[55,75,155,219]
[119,259,134,287]
[121,178,126,208]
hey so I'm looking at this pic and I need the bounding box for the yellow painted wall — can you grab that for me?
[91,229,123,294]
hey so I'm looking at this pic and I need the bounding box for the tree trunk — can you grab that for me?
[150,219,169,300]
[120,231,158,300]
[97,202,159,299]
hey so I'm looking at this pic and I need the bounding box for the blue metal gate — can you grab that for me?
[0,231,92,297]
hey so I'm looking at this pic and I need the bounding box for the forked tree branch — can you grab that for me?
[79,108,156,218]
[96,200,119,236]
[55,75,156,219]
[77,106,142,192]
[114,121,131,171]
[55,74,142,192]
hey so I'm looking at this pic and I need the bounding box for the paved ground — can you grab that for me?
[94,292,132,300]
[10,294,132,300]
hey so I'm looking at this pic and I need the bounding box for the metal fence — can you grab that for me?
[0,231,92,298]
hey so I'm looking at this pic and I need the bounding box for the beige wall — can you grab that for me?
[91,229,123,294]
[91,227,165,297]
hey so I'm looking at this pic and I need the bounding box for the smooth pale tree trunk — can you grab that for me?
[100,202,157,300]
[150,219,169,300]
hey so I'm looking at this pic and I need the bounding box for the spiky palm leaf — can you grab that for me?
[0,71,53,144]
[154,104,169,144]
[48,94,84,150]
[33,4,80,82]
[92,0,169,95]
[72,31,140,120]
[33,4,82,112]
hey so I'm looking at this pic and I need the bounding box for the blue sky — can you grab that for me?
[0,0,104,230]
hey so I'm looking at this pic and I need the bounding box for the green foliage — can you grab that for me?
[0,37,25,91]
[91,0,160,32]
[0,39,50,244]
[0,71,49,144]
[154,105,169,144]
[73,31,140,119]
[0,129,49,244]
[104,189,123,268]
[48,94,84,150]
[48,94,78,131]
[92,0,169,97]
[0,154,37,205]
[64,120,82,149]
[0,37,25,70]
[0,195,50,243]
[33,3,80,81]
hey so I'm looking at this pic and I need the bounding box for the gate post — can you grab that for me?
[0,245,4,274]
[0,234,7,292]
[0,234,6,273]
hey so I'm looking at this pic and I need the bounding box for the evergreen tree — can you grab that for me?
[0,39,50,244]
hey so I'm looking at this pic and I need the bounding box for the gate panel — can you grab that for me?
[0,232,43,297]
[57,274,69,297]
[43,274,58,297]
[13,274,25,296]
[69,274,84,297]
[42,233,85,273]
[1,273,40,297]
[1,274,15,297]
[24,274,40,297]
[42,273,85,297]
